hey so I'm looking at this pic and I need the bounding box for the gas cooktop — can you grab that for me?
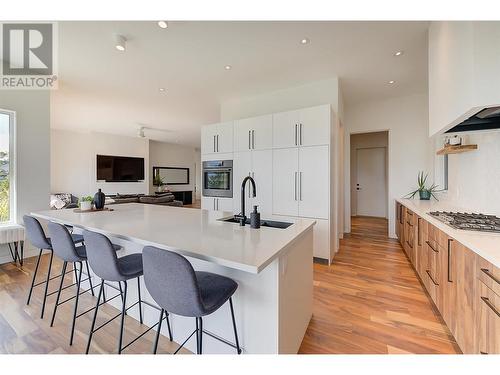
[428,211,500,233]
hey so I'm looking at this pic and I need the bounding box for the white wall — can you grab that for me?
[350,132,388,217]
[0,90,50,262]
[344,93,432,238]
[51,129,149,198]
[220,78,341,122]
[434,130,500,216]
[148,140,199,195]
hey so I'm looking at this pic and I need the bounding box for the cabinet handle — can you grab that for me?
[447,239,453,283]
[426,270,439,286]
[299,172,303,201]
[481,268,500,285]
[252,130,255,149]
[481,296,500,318]
[426,240,438,253]
[417,218,422,246]
[217,135,219,152]
[213,135,216,153]
[213,198,215,210]
[299,123,303,145]
[295,124,298,146]
[248,130,251,150]
[294,172,298,201]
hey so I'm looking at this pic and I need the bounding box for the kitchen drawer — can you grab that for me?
[425,238,442,309]
[406,209,415,225]
[477,281,500,354]
[478,257,500,297]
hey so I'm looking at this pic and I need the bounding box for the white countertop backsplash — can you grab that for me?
[397,198,500,268]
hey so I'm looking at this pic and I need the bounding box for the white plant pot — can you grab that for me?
[80,201,92,211]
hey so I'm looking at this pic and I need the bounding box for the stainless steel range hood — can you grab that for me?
[446,106,500,133]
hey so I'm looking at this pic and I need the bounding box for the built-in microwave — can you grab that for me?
[202,160,233,198]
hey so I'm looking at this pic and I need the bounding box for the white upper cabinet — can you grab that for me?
[234,115,273,152]
[201,121,233,154]
[299,105,331,147]
[272,110,300,149]
[272,105,330,148]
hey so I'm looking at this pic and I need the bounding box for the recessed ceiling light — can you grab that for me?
[159,87,166,92]
[115,34,126,52]
[394,51,404,56]
[224,65,232,70]
[300,38,310,45]
[158,21,168,29]
[388,80,395,84]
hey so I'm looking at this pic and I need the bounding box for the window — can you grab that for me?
[0,110,14,224]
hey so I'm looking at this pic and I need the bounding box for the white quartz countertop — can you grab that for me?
[32,203,316,274]
[397,198,500,268]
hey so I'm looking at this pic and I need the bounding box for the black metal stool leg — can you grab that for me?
[40,250,54,319]
[118,281,128,354]
[86,280,104,354]
[195,318,200,354]
[70,262,83,345]
[26,249,43,305]
[153,309,164,354]
[118,281,126,315]
[137,277,143,324]
[50,261,68,327]
[101,278,106,303]
[198,317,203,354]
[229,297,241,354]
[20,241,24,266]
[166,311,173,341]
[84,260,95,296]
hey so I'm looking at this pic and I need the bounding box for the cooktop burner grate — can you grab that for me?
[428,211,500,233]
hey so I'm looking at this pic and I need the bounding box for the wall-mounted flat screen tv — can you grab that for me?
[97,155,145,182]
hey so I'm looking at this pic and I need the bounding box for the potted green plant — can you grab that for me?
[153,174,166,192]
[79,196,93,211]
[406,172,439,200]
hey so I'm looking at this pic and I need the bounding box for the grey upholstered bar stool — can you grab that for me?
[83,229,168,354]
[47,222,109,345]
[142,246,241,354]
[23,215,85,319]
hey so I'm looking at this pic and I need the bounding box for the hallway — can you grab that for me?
[299,216,461,354]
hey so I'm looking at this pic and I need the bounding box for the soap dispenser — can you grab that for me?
[250,205,261,229]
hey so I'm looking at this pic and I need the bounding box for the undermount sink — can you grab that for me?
[219,216,293,229]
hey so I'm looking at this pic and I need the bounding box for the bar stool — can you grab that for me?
[23,215,85,319]
[47,222,116,345]
[83,229,172,354]
[142,246,241,354]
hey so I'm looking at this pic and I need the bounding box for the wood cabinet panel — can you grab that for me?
[477,282,500,354]
[478,257,500,297]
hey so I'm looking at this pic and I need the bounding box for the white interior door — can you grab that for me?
[356,147,387,218]
[298,145,329,219]
[272,148,299,216]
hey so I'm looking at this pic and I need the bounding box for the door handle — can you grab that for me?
[252,130,255,149]
[299,123,303,145]
[294,172,298,201]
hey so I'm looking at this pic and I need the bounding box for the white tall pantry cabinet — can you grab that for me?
[201,104,337,262]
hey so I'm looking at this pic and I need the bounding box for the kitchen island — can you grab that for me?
[32,203,315,354]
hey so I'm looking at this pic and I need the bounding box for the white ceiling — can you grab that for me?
[51,21,429,147]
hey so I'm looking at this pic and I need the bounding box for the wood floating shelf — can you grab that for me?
[436,144,478,155]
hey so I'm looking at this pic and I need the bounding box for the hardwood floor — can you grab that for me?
[0,254,187,354]
[0,215,460,354]
[183,199,201,209]
[299,216,460,354]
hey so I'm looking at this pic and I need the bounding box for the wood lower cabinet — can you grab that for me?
[396,201,500,354]
[477,281,500,354]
